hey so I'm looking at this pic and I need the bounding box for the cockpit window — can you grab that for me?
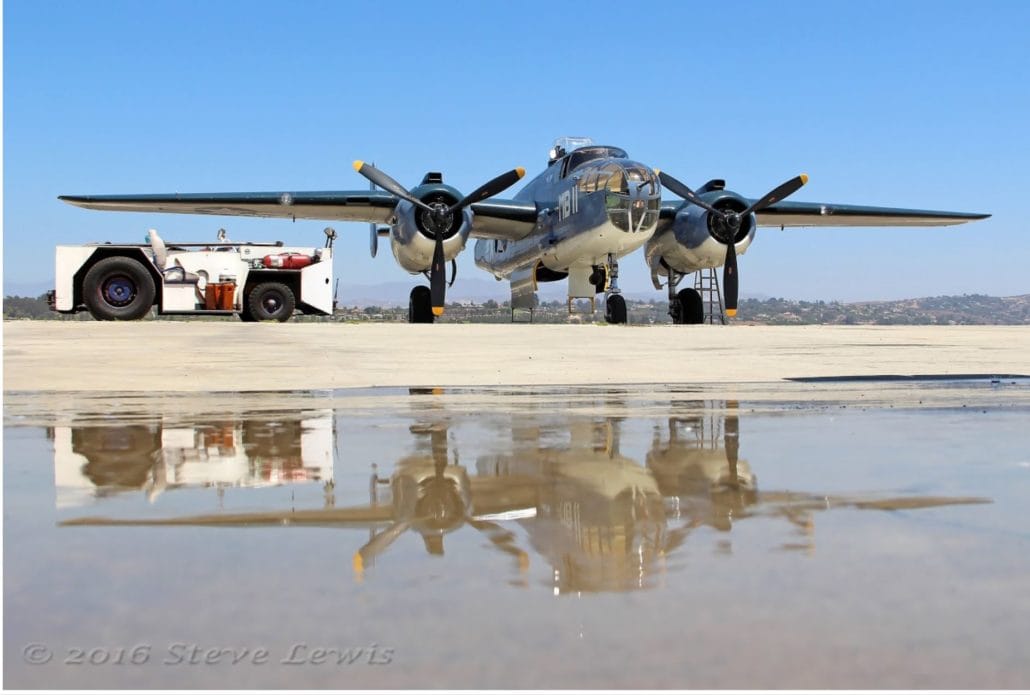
[563,146,630,177]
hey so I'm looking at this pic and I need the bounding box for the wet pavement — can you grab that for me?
[4,382,1030,688]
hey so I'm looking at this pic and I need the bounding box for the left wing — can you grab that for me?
[658,198,989,228]
[753,200,990,227]
[59,191,539,240]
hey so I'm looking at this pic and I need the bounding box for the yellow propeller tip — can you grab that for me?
[432,306,444,316]
[352,552,364,573]
[654,168,661,176]
[726,309,738,317]
[800,173,809,185]
[352,160,364,171]
[515,167,526,178]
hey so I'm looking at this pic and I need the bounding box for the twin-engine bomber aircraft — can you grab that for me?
[60,136,989,324]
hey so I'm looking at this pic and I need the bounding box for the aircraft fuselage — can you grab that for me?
[474,146,661,280]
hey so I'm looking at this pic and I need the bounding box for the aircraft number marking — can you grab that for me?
[558,186,579,222]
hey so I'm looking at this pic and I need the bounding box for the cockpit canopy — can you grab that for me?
[565,146,630,174]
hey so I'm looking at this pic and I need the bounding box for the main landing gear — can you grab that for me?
[666,270,704,324]
[409,285,435,323]
[600,254,628,325]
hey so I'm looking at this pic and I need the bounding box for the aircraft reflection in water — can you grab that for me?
[50,411,334,508]
[60,401,988,594]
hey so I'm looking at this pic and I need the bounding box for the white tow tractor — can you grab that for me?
[49,227,337,322]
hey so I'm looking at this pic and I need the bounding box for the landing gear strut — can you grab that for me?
[602,254,628,325]
[408,286,434,323]
[666,270,703,324]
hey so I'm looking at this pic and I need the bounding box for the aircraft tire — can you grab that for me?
[676,288,704,324]
[247,282,296,322]
[82,256,156,321]
[409,285,434,324]
[605,294,628,325]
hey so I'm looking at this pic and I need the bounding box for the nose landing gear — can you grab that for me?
[602,254,628,325]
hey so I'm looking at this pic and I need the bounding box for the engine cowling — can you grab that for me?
[390,183,473,274]
[645,191,756,282]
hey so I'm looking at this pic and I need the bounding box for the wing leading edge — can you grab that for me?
[59,192,539,240]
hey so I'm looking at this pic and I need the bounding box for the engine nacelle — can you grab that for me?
[390,183,473,274]
[645,190,756,282]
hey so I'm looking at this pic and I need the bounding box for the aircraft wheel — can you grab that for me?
[605,294,628,325]
[409,285,434,324]
[238,303,258,322]
[676,288,704,324]
[247,282,296,322]
[82,256,156,321]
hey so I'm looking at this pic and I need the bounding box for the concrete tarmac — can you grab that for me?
[4,321,1029,392]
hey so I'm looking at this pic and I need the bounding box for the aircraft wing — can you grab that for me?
[59,191,539,240]
[659,199,989,228]
[468,199,538,240]
[59,191,400,223]
[753,200,990,227]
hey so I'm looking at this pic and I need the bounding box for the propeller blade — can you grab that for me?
[447,167,526,215]
[658,171,722,216]
[467,517,530,572]
[353,519,413,577]
[741,174,809,217]
[430,233,446,316]
[352,160,434,214]
[724,401,739,475]
[724,240,739,316]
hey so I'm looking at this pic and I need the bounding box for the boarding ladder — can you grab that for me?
[693,268,726,325]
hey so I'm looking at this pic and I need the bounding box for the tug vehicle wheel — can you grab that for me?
[82,256,156,321]
[247,282,296,322]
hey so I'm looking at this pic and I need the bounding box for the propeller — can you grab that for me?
[353,161,525,316]
[658,171,808,317]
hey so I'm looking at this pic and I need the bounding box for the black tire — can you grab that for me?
[676,288,704,324]
[408,286,434,324]
[82,256,156,321]
[605,294,628,324]
[247,282,296,322]
[238,301,258,322]
[589,266,607,294]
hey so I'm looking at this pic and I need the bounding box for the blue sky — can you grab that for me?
[5,0,1029,300]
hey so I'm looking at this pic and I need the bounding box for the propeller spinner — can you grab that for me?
[354,161,524,316]
[659,172,808,316]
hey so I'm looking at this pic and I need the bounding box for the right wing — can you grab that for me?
[59,191,540,241]
[59,191,400,223]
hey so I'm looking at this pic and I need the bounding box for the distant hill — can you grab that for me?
[737,294,1030,325]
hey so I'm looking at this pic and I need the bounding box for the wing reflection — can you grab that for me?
[59,399,989,594]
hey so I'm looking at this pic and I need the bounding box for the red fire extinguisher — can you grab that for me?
[262,253,314,269]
